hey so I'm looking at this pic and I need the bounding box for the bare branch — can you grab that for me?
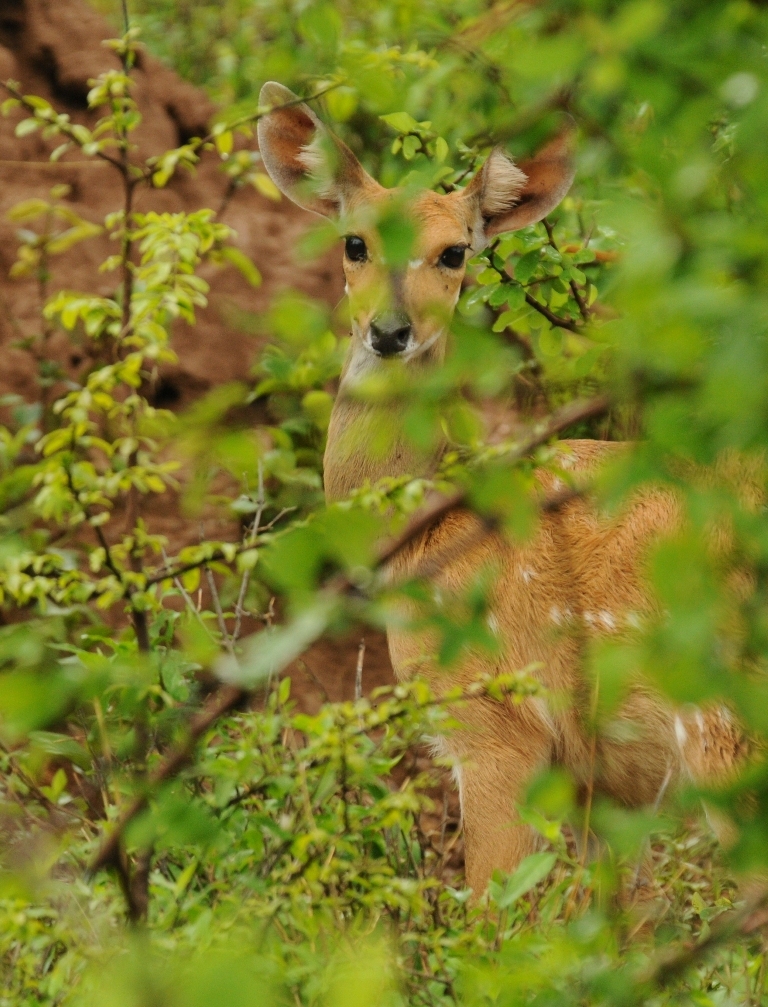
[205,566,235,657]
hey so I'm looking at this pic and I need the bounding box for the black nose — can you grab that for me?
[369,314,412,357]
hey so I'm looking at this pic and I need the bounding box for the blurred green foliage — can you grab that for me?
[0,0,767,1004]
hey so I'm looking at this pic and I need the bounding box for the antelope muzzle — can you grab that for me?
[369,311,413,357]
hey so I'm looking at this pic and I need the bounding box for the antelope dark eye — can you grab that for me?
[345,235,367,262]
[439,245,466,269]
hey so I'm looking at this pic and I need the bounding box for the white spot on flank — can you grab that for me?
[549,605,562,625]
[583,610,595,626]
[531,696,556,737]
[486,613,499,634]
[520,567,536,583]
[599,610,617,631]
[559,453,575,470]
[695,709,709,752]
[552,477,564,491]
[674,715,688,749]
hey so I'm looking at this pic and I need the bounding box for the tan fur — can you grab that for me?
[258,85,746,896]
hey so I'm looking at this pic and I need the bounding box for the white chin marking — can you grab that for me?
[402,328,444,360]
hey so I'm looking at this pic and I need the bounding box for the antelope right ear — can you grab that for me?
[463,123,576,245]
[257,82,373,218]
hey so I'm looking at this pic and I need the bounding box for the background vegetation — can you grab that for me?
[1,0,767,1003]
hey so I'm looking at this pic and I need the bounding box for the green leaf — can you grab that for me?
[7,198,49,222]
[325,86,358,122]
[402,135,421,160]
[492,852,557,908]
[514,250,541,284]
[219,246,262,286]
[380,111,420,134]
[214,129,233,157]
[14,118,38,137]
[492,309,519,332]
[476,267,501,285]
[28,730,91,769]
[252,172,282,201]
[50,142,71,162]
[46,222,103,255]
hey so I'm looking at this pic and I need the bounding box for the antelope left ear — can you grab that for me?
[463,123,576,244]
[257,81,375,217]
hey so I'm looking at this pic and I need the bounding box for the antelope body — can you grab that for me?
[258,84,745,896]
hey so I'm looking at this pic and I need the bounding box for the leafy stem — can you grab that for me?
[542,217,590,322]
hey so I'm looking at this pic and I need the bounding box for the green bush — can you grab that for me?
[0,1,767,1004]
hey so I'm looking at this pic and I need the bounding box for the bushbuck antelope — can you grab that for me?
[257,83,746,896]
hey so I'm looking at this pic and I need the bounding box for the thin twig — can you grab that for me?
[524,291,579,332]
[145,506,294,587]
[543,216,590,322]
[161,548,214,637]
[355,639,365,700]
[205,566,235,657]
[630,764,673,893]
[296,659,330,704]
[233,461,265,643]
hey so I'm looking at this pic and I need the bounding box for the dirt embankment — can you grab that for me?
[0,0,346,404]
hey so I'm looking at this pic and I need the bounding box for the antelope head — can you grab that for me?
[257,82,575,498]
